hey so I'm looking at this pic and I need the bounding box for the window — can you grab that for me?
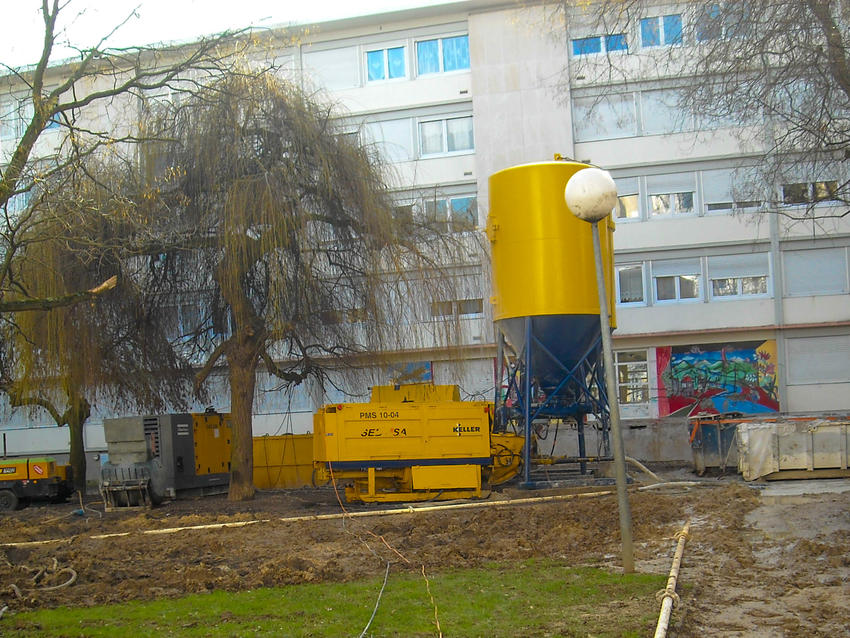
[646,173,695,216]
[416,35,469,74]
[696,2,751,41]
[707,253,770,299]
[616,350,649,405]
[617,264,645,304]
[0,97,32,140]
[701,168,760,213]
[614,177,640,219]
[652,258,701,302]
[571,33,628,56]
[362,118,414,162]
[419,115,474,155]
[782,181,839,205]
[303,47,359,90]
[572,93,637,142]
[392,203,414,226]
[164,299,204,341]
[5,189,31,214]
[366,46,406,82]
[641,14,683,47]
[641,89,692,135]
[424,195,477,232]
[45,113,60,130]
[430,298,483,318]
[784,248,848,296]
[786,335,850,385]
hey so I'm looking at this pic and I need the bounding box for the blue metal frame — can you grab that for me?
[497,318,613,487]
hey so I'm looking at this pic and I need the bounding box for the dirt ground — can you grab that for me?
[1,469,848,637]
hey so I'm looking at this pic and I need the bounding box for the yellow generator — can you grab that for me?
[99,410,232,510]
[313,384,523,503]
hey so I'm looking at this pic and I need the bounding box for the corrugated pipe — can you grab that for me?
[653,521,691,638]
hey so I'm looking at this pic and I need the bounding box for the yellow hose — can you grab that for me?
[653,521,691,638]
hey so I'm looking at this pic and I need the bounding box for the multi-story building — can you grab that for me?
[2,0,848,477]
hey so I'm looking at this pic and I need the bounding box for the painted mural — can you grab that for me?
[657,340,779,417]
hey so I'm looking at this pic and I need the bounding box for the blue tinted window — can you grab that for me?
[366,50,385,81]
[450,196,476,229]
[572,36,602,56]
[387,47,405,79]
[696,4,722,41]
[664,15,683,45]
[442,35,469,71]
[605,34,628,51]
[641,18,661,46]
[417,40,440,74]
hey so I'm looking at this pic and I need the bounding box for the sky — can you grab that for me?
[2,0,458,68]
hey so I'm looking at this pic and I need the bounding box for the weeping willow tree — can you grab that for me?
[138,72,469,501]
[0,165,196,492]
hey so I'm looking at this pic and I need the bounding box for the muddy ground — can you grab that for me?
[1,469,848,637]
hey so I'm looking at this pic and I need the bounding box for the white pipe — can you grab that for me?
[625,456,662,483]
[653,521,691,638]
[638,481,702,491]
[1,489,618,548]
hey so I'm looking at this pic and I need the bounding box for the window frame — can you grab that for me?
[423,193,478,233]
[640,14,684,48]
[616,263,646,305]
[648,191,695,217]
[429,297,484,319]
[415,34,470,76]
[365,44,408,83]
[0,96,33,141]
[783,247,849,297]
[782,181,840,206]
[418,114,474,157]
[571,32,629,57]
[615,349,650,406]
[651,260,702,304]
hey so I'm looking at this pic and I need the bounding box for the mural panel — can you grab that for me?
[657,341,779,417]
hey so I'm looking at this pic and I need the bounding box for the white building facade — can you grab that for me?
[2,0,849,470]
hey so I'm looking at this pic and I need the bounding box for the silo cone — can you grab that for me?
[488,161,615,390]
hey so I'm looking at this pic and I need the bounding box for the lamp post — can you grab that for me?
[564,167,634,573]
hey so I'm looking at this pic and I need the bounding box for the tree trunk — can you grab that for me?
[227,341,258,501]
[65,395,91,494]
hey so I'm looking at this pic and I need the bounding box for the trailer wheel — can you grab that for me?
[0,489,19,511]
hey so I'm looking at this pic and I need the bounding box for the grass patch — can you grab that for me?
[7,559,664,637]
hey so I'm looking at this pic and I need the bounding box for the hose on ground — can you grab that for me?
[653,522,691,638]
[625,456,663,483]
[7,557,78,604]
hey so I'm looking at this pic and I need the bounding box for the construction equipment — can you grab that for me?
[99,410,232,511]
[0,457,74,511]
[312,383,524,503]
[488,161,617,488]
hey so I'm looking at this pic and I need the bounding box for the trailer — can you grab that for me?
[0,457,74,511]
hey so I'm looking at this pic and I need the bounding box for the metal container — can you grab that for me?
[687,415,740,474]
[736,417,850,481]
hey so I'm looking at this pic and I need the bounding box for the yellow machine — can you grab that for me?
[0,457,74,510]
[100,410,232,509]
[313,384,523,502]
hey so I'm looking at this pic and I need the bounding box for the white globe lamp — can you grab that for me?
[564,167,618,223]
